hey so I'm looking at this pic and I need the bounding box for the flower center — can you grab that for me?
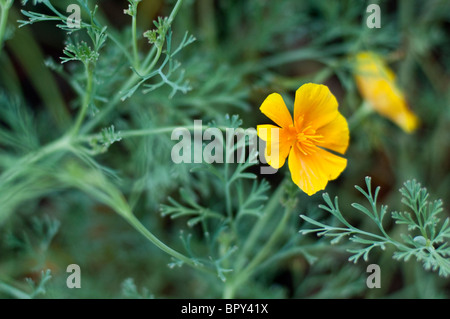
[295,124,323,156]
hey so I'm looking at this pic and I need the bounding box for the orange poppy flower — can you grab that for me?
[353,51,419,133]
[257,83,349,196]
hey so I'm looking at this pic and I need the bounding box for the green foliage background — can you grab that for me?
[0,0,449,298]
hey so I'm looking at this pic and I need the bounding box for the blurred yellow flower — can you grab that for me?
[353,51,419,133]
[257,83,349,196]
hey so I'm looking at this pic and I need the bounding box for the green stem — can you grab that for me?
[106,28,133,62]
[257,243,337,272]
[167,0,184,26]
[224,184,233,221]
[370,200,395,242]
[78,126,187,142]
[224,169,239,238]
[131,6,140,70]
[72,65,94,136]
[0,282,31,299]
[124,213,213,275]
[413,201,429,240]
[348,101,374,131]
[141,44,156,69]
[344,225,410,251]
[81,73,139,133]
[198,0,217,50]
[122,125,191,138]
[78,124,233,143]
[82,0,184,134]
[224,167,232,218]
[0,135,70,185]
[376,220,394,243]
[80,42,155,133]
[223,284,234,299]
[0,0,12,51]
[142,46,162,74]
[234,178,287,272]
[246,205,292,271]
[225,204,293,298]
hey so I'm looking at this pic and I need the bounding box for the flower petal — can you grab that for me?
[260,93,293,129]
[316,113,350,154]
[353,51,419,133]
[256,124,279,142]
[288,145,347,196]
[257,124,292,169]
[294,83,339,130]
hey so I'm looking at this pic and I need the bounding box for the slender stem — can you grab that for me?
[81,73,139,133]
[167,0,184,26]
[224,171,238,238]
[106,29,133,62]
[82,0,184,134]
[412,200,428,240]
[348,101,374,131]
[0,282,31,299]
[247,205,292,270]
[0,135,70,185]
[376,220,394,243]
[80,42,156,134]
[198,0,217,50]
[78,126,186,142]
[223,284,234,299]
[370,199,395,242]
[142,46,162,75]
[131,6,140,70]
[78,125,232,142]
[141,45,156,68]
[224,169,232,218]
[224,184,233,221]
[72,65,94,136]
[256,243,337,272]
[345,225,410,250]
[122,125,192,138]
[0,63,94,184]
[225,204,293,298]
[124,213,214,275]
[0,0,12,51]
[234,179,287,272]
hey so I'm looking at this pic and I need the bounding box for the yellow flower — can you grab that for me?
[353,51,419,133]
[257,83,349,196]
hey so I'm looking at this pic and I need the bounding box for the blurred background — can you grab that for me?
[0,0,449,298]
